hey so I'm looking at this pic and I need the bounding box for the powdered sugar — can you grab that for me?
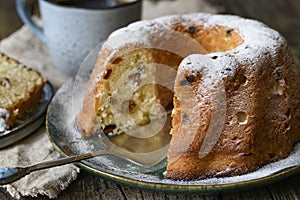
[104,13,285,79]
[0,108,9,132]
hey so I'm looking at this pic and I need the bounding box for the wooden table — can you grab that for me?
[1,0,300,199]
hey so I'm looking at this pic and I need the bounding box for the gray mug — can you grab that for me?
[16,0,142,76]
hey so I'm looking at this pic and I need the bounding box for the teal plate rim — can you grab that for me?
[47,138,300,194]
[46,80,300,194]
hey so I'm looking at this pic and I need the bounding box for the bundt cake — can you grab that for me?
[0,53,46,132]
[76,13,300,180]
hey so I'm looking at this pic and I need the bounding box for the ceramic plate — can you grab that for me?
[46,44,300,193]
[0,82,54,149]
[46,79,300,193]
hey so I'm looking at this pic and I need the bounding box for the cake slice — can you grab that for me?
[0,53,46,132]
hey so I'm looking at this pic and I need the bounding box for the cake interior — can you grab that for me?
[94,25,243,138]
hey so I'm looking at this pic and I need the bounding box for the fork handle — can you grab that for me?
[28,150,111,172]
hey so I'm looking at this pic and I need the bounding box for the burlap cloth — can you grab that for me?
[0,0,219,199]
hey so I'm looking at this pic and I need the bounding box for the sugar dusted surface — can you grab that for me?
[104,13,285,79]
[72,13,300,185]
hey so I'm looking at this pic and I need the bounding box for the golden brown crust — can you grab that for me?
[166,43,300,180]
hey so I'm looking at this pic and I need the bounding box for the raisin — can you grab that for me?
[111,57,123,64]
[1,77,10,88]
[103,69,112,79]
[103,125,117,134]
[188,26,197,35]
[226,29,233,36]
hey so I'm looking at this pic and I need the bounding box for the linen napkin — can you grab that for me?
[0,128,79,199]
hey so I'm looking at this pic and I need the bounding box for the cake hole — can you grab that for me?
[238,75,247,85]
[273,68,282,80]
[268,153,275,159]
[103,69,112,79]
[237,112,248,125]
[212,56,218,59]
[111,57,123,64]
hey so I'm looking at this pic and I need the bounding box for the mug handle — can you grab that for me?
[15,0,46,43]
